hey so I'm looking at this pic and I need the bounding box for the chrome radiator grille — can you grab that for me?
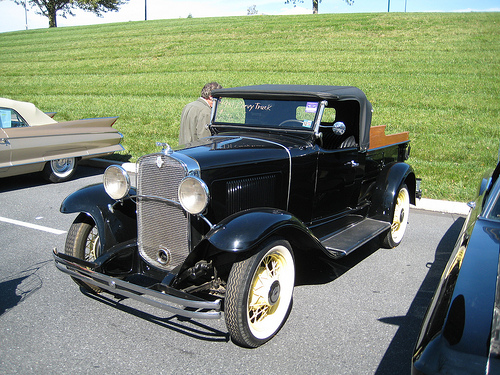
[137,154,189,271]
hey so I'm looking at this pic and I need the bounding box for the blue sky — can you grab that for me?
[0,0,499,33]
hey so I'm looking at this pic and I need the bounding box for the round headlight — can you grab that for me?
[103,165,130,200]
[178,176,209,215]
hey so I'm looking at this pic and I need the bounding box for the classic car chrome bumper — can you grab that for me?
[52,249,221,320]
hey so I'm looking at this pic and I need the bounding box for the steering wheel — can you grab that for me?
[278,119,303,127]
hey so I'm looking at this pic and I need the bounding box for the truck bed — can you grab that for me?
[368,125,409,150]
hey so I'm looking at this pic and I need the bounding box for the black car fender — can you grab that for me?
[172,208,325,285]
[60,184,137,252]
[204,207,322,257]
[369,162,417,222]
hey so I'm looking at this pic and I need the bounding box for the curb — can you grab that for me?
[412,198,470,216]
[81,158,471,216]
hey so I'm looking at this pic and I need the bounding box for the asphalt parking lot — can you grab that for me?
[0,165,465,374]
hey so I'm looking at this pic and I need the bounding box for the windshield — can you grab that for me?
[213,98,320,130]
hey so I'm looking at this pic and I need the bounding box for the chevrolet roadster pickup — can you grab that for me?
[54,85,420,347]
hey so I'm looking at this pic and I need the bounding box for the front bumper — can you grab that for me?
[53,249,221,320]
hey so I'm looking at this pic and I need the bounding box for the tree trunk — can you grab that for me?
[312,0,319,14]
[48,3,57,27]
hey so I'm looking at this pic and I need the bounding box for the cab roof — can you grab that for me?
[212,84,368,102]
[211,84,373,151]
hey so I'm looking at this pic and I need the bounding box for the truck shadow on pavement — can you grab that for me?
[77,238,383,345]
[69,216,462,350]
[81,289,230,343]
[375,216,465,375]
[292,217,464,374]
[294,239,381,287]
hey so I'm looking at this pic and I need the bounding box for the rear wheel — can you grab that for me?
[225,238,295,347]
[43,157,77,182]
[382,184,410,248]
[64,213,101,293]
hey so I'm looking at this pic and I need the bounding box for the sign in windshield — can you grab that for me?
[214,98,320,129]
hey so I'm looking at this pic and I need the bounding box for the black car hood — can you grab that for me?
[176,134,296,170]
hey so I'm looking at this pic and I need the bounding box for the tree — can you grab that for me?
[247,5,258,15]
[12,0,128,28]
[285,0,353,14]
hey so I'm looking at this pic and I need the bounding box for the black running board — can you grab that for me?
[320,218,390,259]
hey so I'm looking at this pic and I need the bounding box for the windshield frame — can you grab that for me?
[211,97,327,135]
[483,164,500,222]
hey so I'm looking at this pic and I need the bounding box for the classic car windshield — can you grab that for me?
[214,97,320,130]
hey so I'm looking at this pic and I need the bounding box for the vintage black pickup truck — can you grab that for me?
[54,85,420,347]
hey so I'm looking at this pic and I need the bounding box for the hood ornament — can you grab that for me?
[156,142,173,156]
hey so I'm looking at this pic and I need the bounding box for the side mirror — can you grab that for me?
[332,121,346,135]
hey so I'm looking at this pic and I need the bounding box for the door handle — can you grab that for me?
[0,138,10,146]
[345,160,359,167]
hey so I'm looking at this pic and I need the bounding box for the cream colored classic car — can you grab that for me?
[0,98,123,182]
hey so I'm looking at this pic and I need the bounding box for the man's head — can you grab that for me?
[201,82,222,100]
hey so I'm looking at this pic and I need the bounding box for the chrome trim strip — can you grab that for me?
[130,194,182,208]
[53,249,221,319]
[168,153,202,253]
[210,98,217,125]
[313,100,328,135]
[170,152,201,178]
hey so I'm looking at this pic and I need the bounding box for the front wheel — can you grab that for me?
[42,157,77,182]
[64,213,101,293]
[382,183,410,248]
[225,238,295,348]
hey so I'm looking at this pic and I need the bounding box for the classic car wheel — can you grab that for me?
[42,157,77,182]
[64,213,102,293]
[382,184,410,248]
[225,238,295,347]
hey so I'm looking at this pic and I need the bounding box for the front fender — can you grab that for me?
[205,208,316,253]
[60,184,137,251]
[370,162,416,222]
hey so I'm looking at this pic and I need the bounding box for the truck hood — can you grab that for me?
[176,134,293,171]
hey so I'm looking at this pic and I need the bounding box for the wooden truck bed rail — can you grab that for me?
[368,125,409,150]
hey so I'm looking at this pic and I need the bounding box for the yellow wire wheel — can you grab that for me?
[225,238,295,348]
[383,184,410,248]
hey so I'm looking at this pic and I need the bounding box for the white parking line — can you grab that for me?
[0,216,67,235]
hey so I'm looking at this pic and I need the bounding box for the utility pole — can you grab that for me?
[24,0,28,30]
[387,0,390,12]
[145,0,147,20]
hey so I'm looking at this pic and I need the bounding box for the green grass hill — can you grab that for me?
[1,12,499,202]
